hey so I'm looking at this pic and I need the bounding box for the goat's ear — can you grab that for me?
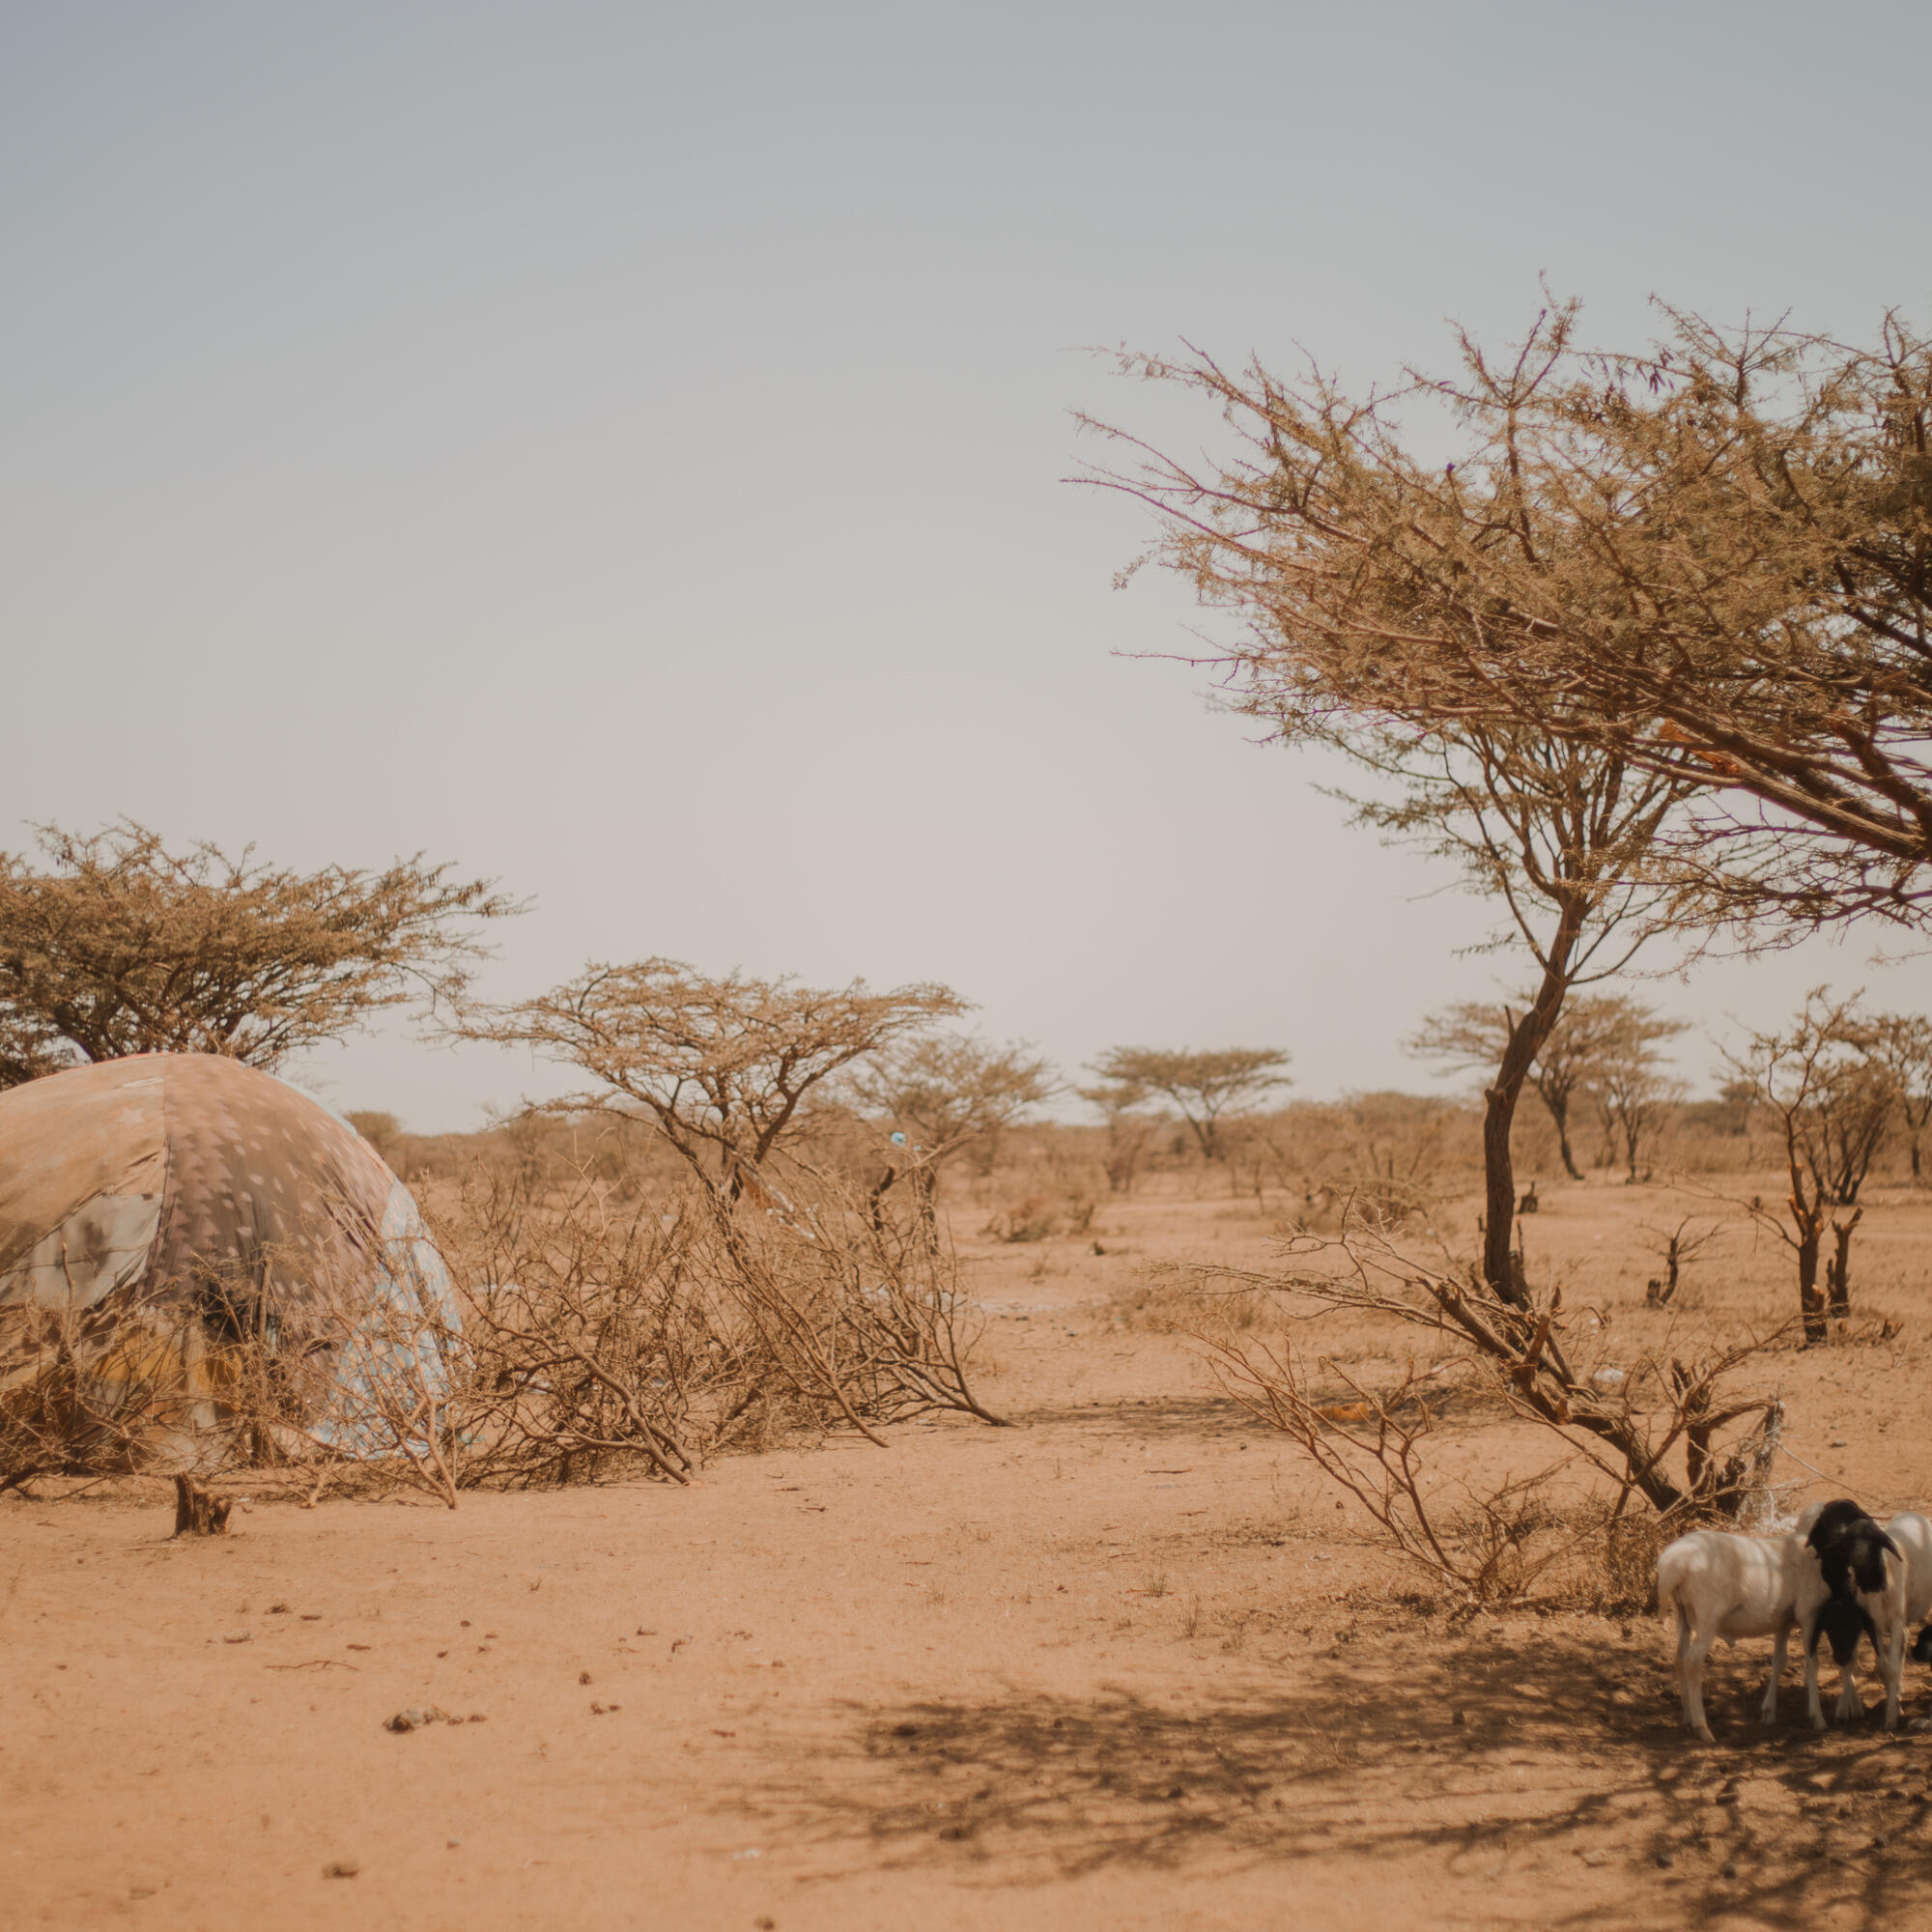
[1879,1530,1902,1559]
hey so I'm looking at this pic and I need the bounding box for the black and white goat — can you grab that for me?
[1656,1529,1831,1742]
[1800,1498,1907,1730]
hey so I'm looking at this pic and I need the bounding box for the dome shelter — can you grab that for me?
[0,1054,455,1474]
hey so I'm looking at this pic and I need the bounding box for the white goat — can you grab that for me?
[1657,1529,1830,1742]
[1885,1512,1932,1622]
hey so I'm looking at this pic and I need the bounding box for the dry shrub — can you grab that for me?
[1,1286,227,1492]
[411,1161,1006,1487]
[0,1244,433,1496]
[1316,1093,1469,1228]
[1109,1266,1276,1338]
[1188,1220,1785,1607]
[2,1154,1004,1501]
[419,1176,730,1491]
[985,1196,1061,1243]
[982,1152,1103,1243]
[1206,1340,1584,1605]
[1597,1511,1670,1612]
[444,1156,1006,1477]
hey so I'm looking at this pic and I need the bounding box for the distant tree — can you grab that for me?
[456,959,964,1207]
[849,1035,1056,1231]
[348,1111,404,1165]
[1076,1078,1158,1194]
[1411,993,1668,1182]
[1870,1013,1932,1182]
[1320,1090,1463,1228]
[1724,990,1896,1340]
[0,822,513,1083]
[1589,1005,1689,1183]
[1085,1047,1290,1162]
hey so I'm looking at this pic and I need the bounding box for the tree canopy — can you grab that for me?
[1086,1046,1289,1160]
[0,822,514,1085]
[457,958,965,1202]
[1086,302,1932,929]
[849,1034,1056,1168]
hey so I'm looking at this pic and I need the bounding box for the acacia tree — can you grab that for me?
[456,959,964,1207]
[1084,1047,1289,1162]
[1724,990,1895,1339]
[0,822,513,1080]
[1088,304,1932,929]
[1075,1077,1159,1193]
[847,1034,1056,1232]
[1089,338,1711,1297]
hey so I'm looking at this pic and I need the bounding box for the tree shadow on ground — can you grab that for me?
[1016,1384,1497,1439]
[1014,1395,1272,1439]
[733,1625,1932,1930]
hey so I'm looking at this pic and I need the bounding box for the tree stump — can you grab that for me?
[173,1474,234,1537]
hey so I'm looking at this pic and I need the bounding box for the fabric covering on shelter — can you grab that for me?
[0,1054,455,1470]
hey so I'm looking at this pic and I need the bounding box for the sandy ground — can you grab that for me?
[9,1176,1932,1932]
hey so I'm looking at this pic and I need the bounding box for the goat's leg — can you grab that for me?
[1759,1625,1789,1723]
[1682,1627,1716,1744]
[1884,1611,1905,1731]
[1836,1658,1861,1723]
[1804,1629,1827,1731]
[1673,1604,1693,1733]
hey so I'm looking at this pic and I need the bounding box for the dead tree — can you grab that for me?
[172,1474,233,1536]
[1640,1216,1722,1307]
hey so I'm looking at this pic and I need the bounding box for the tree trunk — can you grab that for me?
[1553,1110,1583,1182]
[1796,1230,1827,1346]
[173,1474,233,1537]
[1827,1208,1862,1317]
[1481,920,1581,1303]
[910,1163,939,1250]
[1913,1136,1923,1183]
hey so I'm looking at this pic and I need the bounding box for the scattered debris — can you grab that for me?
[384,1706,469,1733]
[173,1476,233,1538]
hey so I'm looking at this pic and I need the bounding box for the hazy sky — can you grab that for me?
[5,3,1930,1128]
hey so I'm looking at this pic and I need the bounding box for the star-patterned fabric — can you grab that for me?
[0,1054,453,1462]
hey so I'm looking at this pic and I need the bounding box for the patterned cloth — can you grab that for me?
[0,1054,456,1464]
